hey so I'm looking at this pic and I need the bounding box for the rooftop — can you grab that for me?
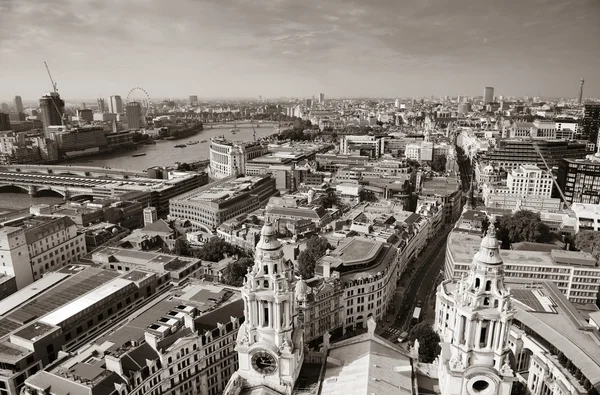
[171,175,270,205]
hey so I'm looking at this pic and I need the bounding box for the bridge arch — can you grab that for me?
[33,188,67,198]
[0,184,30,194]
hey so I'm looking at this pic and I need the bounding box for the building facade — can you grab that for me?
[39,93,65,135]
[209,138,268,180]
[169,175,277,232]
[0,216,86,289]
[109,95,124,114]
[558,155,600,205]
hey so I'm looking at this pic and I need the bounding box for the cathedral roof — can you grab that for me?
[255,222,281,251]
[472,224,503,266]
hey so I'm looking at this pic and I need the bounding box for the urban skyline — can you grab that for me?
[1,0,599,100]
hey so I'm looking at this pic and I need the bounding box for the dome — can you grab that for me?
[255,222,281,251]
[472,224,503,265]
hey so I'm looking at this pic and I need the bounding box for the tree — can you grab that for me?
[574,231,600,260]
[297,236,332,279]
[495,210,550,249]
[408,322,441,363]
[320,191,345,210]
[195,237,246,262]
[511,381,527,395]
[359,189,378,202]
[173,238,190,257]
[222,257,254,287]
[431,155,447,172]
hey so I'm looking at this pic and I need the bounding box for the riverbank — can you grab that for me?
[62,124,279,171]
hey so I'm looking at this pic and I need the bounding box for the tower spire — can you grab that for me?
[579,77,585,105]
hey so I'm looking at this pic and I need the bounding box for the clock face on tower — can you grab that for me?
[251,350,278,375]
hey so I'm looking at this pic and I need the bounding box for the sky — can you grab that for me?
[1,0,599,101]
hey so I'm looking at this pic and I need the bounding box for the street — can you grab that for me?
[380,227,451,341]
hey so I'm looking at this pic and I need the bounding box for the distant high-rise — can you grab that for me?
[126,101,142,129]
[318,92,325,104]
[97,98,106,113]
[579,78,585,105]
[305,98,312,108]
[109,95,123,114]
[14,96,23,113]
[189,95,198,106]
[582,103,600,144]
[77,109,93,123]
[0,112,11,131]
[0,103,8,113]
[39,92,65,135]
[484,87,494,104]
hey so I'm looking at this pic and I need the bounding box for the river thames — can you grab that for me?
[64,122,279,171]
[0,122,279,209]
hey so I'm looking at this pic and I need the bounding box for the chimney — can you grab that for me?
[105,354,124,376]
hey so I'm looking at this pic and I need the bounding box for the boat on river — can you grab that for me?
[200,140,208,143]
[132,153,146,157]
[174,144,187,148]
[187,141,199,145]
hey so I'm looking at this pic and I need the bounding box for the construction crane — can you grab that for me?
[44,61,58,94]
[43,61,65,126]
[528,134,571,210]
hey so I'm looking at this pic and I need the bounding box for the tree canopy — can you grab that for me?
[430,155,447,172]
[408,322,441,363]
[173,238,190,257]
[297,236,332,279]
[221,257,255,287]
[495,210,551,249]
[574,231,600,260]
[194,236,246,262]
[320,191,345,210]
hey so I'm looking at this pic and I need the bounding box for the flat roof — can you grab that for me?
[0,272,71,316]
[0,268,120,339]
[40,278,133,326]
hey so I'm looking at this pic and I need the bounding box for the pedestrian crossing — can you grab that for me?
[382,326,403,339]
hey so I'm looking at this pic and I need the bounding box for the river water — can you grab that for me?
[0,123,279,210]
[64,123,279,171]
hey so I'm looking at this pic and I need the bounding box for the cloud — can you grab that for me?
[0,0,599,98]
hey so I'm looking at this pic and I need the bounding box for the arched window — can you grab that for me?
[483,297,490,306]
[485,280,491,291]
[475,278,480,289]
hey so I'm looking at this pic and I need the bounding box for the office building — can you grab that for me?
[484,139,589,171]
[558,153,600,205]
[13,96,23,113]
[318,92,325,104]
[340,135,384,158]
[317,237,401,333]
[435,225,515,395]
[445,227,600,304]
[97,97,106,113]
[484,86,494,104]
[189,95,198,105]
[0,112,10,131]
[0,103,8,113]
[169,175,277,232]
[0,266,162,395]
[126,101,142,129]
[22,282,244,395]
[39,92,65,135]
[582,102,600,144]
[208,138,267,179]
[109,95,123,114]
[0,216,86,289]
[143,206,158,226]
[76,108,93,122]
[482,164,561,210]
[305,98,312,108]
